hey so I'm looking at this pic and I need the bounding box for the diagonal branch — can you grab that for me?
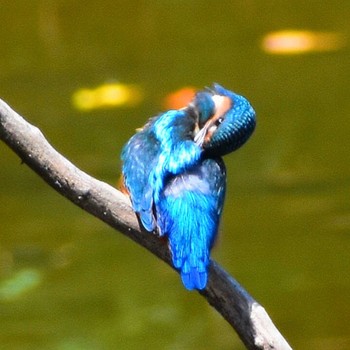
[0,98,292,350]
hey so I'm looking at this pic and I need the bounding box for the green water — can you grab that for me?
[1,1,349,349]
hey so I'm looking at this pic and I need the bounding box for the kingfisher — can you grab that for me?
[121,84,256,290]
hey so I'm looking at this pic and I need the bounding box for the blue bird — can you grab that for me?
[121,84,256,290]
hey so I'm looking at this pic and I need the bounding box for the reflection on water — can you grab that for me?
[0,268,42,302]
[1,1,350,349]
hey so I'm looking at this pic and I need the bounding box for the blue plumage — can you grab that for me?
[121,109,202,231]
[121,84,256,290]
[157,158,226,289]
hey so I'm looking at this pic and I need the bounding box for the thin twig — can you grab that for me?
[0,98,292,350]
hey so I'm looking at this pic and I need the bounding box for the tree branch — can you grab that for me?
[0,98,292,350]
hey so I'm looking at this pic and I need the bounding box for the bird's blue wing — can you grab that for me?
[156,157,226,290]
[121,109,201,232]
[121,127,160,231]
[147,109,202,206]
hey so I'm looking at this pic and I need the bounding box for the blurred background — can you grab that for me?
[0,1,349,349]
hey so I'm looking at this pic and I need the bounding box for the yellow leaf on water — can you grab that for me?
[72,82,144,111]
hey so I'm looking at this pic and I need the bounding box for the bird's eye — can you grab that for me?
[216,117,223,126]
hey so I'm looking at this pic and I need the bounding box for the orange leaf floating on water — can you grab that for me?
[261,30,346,55]
[163,86,196,110]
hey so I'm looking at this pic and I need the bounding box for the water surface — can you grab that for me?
[1,1,349,349]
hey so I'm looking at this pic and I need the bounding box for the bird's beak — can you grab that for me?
[194,123,208,146]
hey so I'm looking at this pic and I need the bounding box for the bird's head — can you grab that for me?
[190,84,256,157]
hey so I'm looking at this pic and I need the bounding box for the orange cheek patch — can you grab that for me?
[211,95,232,122]
[202,95,232,144]
[204,126,217,143]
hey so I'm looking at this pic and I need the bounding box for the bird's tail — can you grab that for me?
[158,190,219,290]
